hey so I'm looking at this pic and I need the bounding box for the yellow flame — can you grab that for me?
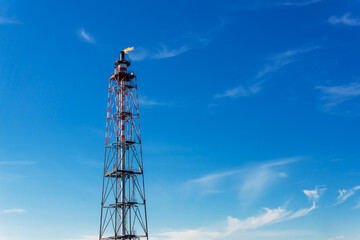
[123,47,134,54]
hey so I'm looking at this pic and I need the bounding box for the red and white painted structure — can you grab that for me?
[99,50,149,240]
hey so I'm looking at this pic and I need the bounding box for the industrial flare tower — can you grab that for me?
[99,48,149,240]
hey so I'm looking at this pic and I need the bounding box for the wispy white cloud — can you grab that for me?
[65,235,97,240]
[185,157,300,199]
[1,209,26,214]
[214,80,264,99]
[66,236,97,240]
[290,201,317,219]
[152,188,319,240]
[336,185,360,205]
[129,45,189,61]
[153,45,189,59]
[231,0,323,10]
[191,170,238,184]
[262,158,299,167]
[0,161,35,165]
[78,28,95,44]
[214,46,320,99]
[129,48,149,61]
[304,185,327,202]
[0,16,20,24]
[328,13,360,26]
[257,46,320,79]
[240,158,299,202]
[129,45,188,61]
[214,81,264,98]
[328,237,345,240]
[138,96,168,106]
[282,0,323,6]
[208,103,220,108]
[316,81,360,110]
[181,31,212,46]
[153,229,316,240]
[130,17,226,62]
[0,2,21,25]
[0,160,36,180]
[289,186,325,219]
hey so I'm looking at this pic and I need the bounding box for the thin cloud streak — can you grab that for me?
[336,185,360,205]
[316,81,360,110]
[138,96,168,106]
[282,0,323,6]
[131,17,226,61]
[328,13,360,26]
[240,158,300,203]
[185,157,301,199]
[214,46,320,99]
[78,28,95,44]
[129,48,149,61]
[0,161,36,165]
[257,46,320,79]
[153,46,189,59]
[214,81,264,99]
[0,3,21,24]
[129,45,189,61]
[130,44,193,61]
[328,237,345,240]
[0,16,20,24]
[261,158,299,167]
[152,229,316,240]
[152,188,320,240]
[1,209,26,214]
[65,236,98,240]
[231,0,323,10]
[191,170,238,184]
[304,185,327,202]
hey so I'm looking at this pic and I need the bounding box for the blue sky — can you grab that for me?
[1,0,360,239]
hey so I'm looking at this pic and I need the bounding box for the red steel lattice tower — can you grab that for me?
[99,48,149,240]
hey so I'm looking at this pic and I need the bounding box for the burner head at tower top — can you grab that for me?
[115,51,130,67]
